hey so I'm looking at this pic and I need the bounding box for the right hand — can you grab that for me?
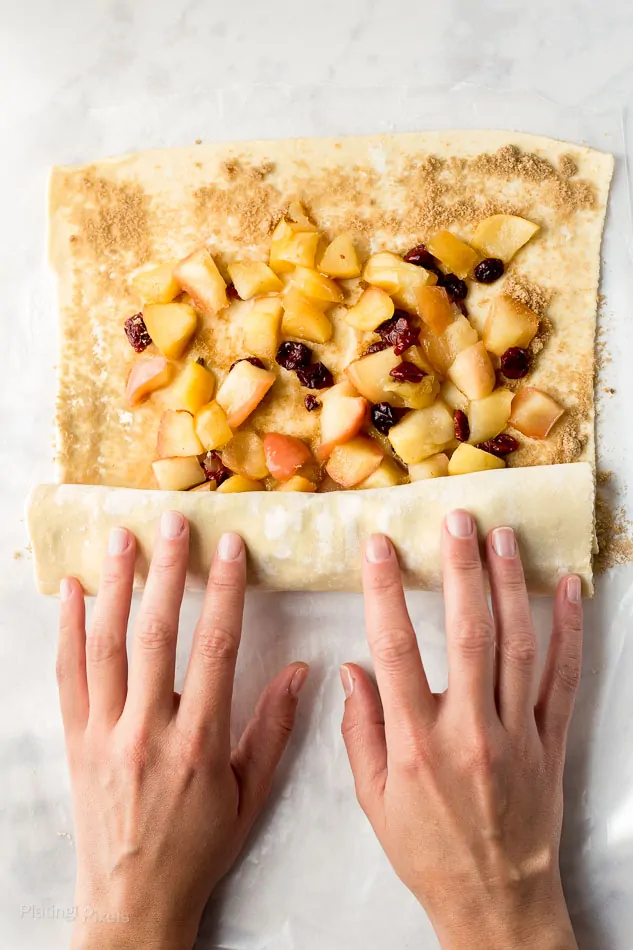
[341,511,582,950]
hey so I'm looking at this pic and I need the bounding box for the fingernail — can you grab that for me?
[492,527,516,558]
[289,665,309,698]
[446,510,474,538]
[567,576,581,603]
[340,665,354,698]
[60,578,73,602]
[108,527,129,556]
[161,510,185,540]
[366,534,391,563]
[217,532,243,561]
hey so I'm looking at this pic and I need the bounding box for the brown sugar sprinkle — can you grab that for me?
[77,172,152,265]
[195,163,283,243]
[545,177,595,214]
[595,493,633,572]
[559,155,578,178]
[503,274,551,316]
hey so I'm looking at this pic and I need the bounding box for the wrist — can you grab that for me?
[70,892,199,950]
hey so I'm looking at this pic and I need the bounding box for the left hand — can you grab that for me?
[57,514,308,950]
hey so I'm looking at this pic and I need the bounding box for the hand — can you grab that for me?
[341,511,581,950]
[57,514,308,950]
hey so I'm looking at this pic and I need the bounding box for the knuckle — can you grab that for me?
[451,617,494,656]
[151,552,181,577]
[371,626,417,672]
[554,658,582,693]
[86,621,122,665]
[463,733,497,775]
[368,572,403,598]
[136,614,174,652]
[175,726,208,767]
[195,625,238,663]
[99,567,125,591]
[502,631,537,669]
[497,571,527,597]
[209,571,242,596]
[121,725,152,772]
[449,545,483,575]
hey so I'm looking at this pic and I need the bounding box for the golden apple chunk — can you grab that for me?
[227,261,283,299]
[356,457,405,489]
[143,303,197,360]
[292,266,343,305]
[152,456,206,491]
[269,219,320,273]
[467,390,514,444]
[216,475,265,493]
[281,288,333,344]
[243,297,284,358]
[173,248,228,314]
[317,381,368,460]
[471,214,540,262]
[167,360,216,414]
[448,443,505,475]
[221,431,270,480]
[509,387,565,439]
[326,436,384,488]
[408,453,449,481]
[427,231,478,278]
[277,475,317,493]
[345,347,402,404]
[126,357,174,406]
[318,234,361,278]
[388,401,454,464]
[216,360,276,429]
[194,401,233,451]
[483,295,540,357]
[131,263,180,304]
[448,342,496,400]
[157,410,204,458]
[346,286,394,331]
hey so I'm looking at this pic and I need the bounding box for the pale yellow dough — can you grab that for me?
[28,463,595,597]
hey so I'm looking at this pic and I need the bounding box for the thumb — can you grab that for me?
[340,664,387,820]
[232,662,309,825]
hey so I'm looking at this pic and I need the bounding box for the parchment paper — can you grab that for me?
[3,85,633,950]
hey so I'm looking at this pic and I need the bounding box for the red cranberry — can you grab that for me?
[376,312,420,355]
[363,340,389,356]
[304,394,321,411]
[229,356,265,372]
[500,347,531,379]
[226,283,240,300]
[453,409,470,442]
[389,361,426,383]
[473,258,504,283]
[403,244,441,275]
[202,451,232,485]
[296,362,334,389]
[439,273,468,301]
[124,313,152,353]
[371,402,402,434]
[477,434,519,458]
[276,341,312,371]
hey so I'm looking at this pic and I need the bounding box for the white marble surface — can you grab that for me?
[2,2,633,949]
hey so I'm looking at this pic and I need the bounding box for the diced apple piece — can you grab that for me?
[292,266,343,304]
[277,475,317,493]
[152,456,206,491]
[392,261,438,314]
[448,443,505,475]
[194,401,233,451]
[326,436,384,488]
[509,387,564,439]
[269,219,320,273]
[427,231,478,278]
[173,248,227,314]
[317,381,368,460]
[345,347,402,404]
[483,295,540,357]
[263,433,312,481]
[143,303,197,360]
[471,214,540,262]
[388,401,455,464]
[318,234,361,278]
[157,410,204,458]
[362,252,405,294]
[281,288,333,344]
[402,345,436,376]
[345,286,394,331]
[440,380,469,413]
[167,360,216,414]
[131,263,180,304]
[216,360,276,428]
[221,431,269,480]
[448,342,496,400]
[419,314,479,377]
[384,373,440,410]
[408,453,450,481]
[190,481,215,492]
[287,201,318,231]
[416,285,454,335]
[356,457,405,490]
[243,296,283,359]
[126,356,174,406]
[216,475,265,493]
[227,261,283,299]
[467,390,514,444]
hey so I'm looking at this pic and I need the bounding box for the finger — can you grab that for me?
[233,662,308,826]
[127,511,188,721]
[442,511,496,720]
[487,527,537,731]
[178,533,246,750]
[361,535,435,751]
[57,578,88,733]
[86,528,135,724]
[340,664,387,821]
[536,575,583,750]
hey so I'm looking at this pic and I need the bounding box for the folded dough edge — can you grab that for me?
[26,462,594,597]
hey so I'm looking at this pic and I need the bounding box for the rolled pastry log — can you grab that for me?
[26,462,594,597]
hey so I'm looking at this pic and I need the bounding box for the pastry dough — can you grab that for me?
[27,463,595,597]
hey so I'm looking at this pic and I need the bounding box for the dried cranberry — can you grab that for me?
[389,361,426,383]
[363,340,389,356]
[473,258,504,284]
[296,362,334,390]
[202,451,232,485]
[477,434,519,458]
[403,244,440,274]
[196,356,206,367]
[376,312,420,355]
[229,356,265,372]
[226,283,240,300]
[124,313,152,353]
[454,409,470,442]
[439,273,468,301]
[500,347,531,379]
[456,299,470,317]
[276,341,312,371]
[371,402,402,434]
[304,394,321,412]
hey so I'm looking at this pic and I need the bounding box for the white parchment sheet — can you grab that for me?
[2,85,633,949]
